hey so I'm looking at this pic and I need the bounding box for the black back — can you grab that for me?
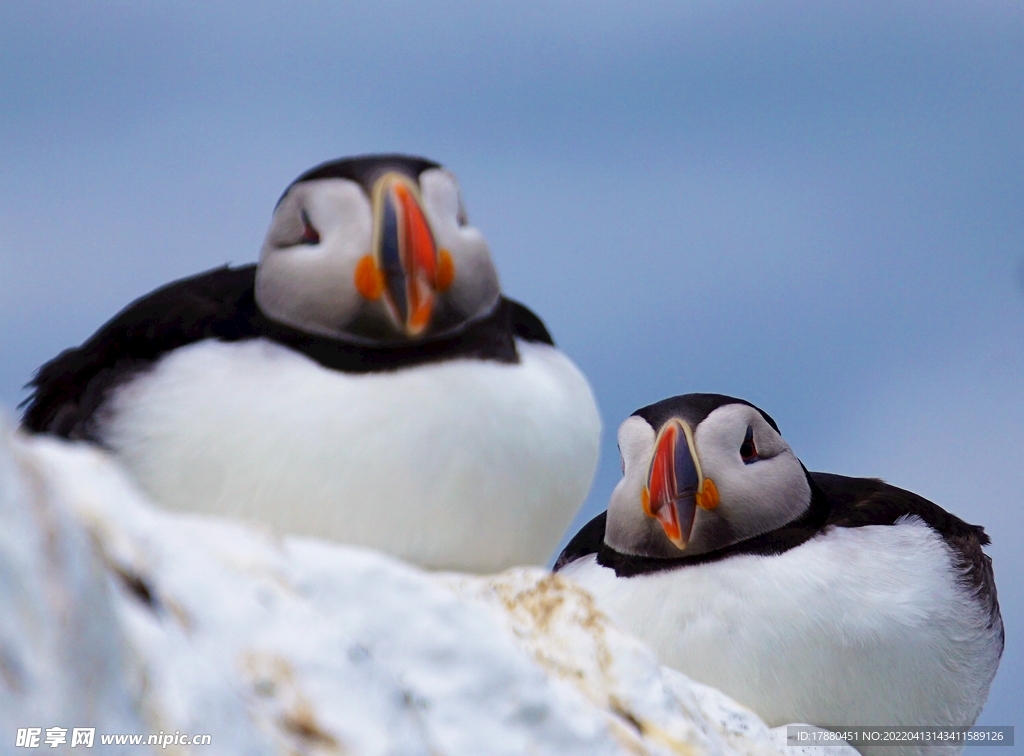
[21,264,553,441]
[555,471,1001,630]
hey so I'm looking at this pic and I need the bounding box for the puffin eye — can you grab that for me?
[618,445,625,475]
[299,209,321,245]
[456,195,469,227]
[740,425,758,464]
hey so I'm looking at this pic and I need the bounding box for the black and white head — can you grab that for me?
[255,154,500,345]
[607,394,812,558]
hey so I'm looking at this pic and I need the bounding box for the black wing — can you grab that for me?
[506,298,554,346]
[813,472,1002,633]
[21,265,260,440]
[553,512,607,571]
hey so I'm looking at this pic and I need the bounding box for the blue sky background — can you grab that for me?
[1,1,1020,735]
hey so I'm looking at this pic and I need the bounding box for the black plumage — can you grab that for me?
[21,264,552,442]
[632,393,780,436]
[283,154,441,203]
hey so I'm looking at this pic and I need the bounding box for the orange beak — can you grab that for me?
[359,172,454,338]
[642,419,719,550]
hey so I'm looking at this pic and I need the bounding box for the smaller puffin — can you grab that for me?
[557,394,1002,753]
[22,154,601,572]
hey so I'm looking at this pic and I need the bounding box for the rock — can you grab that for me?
[0,417,144,753]
[0,416,856,755]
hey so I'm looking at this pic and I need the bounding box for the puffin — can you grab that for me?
[22,154,601,572]
[556,393,1002,751]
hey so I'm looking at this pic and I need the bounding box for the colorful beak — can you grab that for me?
[359,172,454,337]
[642,419,719,550]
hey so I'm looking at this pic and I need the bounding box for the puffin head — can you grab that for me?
[606,394,812,558]
[255,154,500,345]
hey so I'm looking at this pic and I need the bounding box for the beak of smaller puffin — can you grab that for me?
[642,420,718,550]
[356,172,456,338]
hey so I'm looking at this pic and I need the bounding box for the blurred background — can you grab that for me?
[0,0,1020,736]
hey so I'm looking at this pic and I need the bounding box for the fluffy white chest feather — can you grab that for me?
[561,519,1001,756]
[99,338,601,572]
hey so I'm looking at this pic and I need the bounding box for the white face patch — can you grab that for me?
[418,168,501,326]
[255,167,501,345]
[256,178,373,339]
[618,415,656,476]
[689,404,811,549]
[605,416,681,558]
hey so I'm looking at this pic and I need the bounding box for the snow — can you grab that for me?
[0,415,856,755]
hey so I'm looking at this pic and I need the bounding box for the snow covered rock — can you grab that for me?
[0,416,856,756]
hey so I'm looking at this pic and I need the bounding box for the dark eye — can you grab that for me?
[300,209,321,245]
[740,425,758,464]
[618,444,625,475]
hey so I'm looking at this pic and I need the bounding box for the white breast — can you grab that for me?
[561,519,1001,756]
[99,338,601,572]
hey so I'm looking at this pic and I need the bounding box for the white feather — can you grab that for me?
[562,518,1002,756]
[99,338,601,572]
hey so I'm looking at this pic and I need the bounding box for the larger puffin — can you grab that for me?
[557,394,1002,753]
[23,154,601,572]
